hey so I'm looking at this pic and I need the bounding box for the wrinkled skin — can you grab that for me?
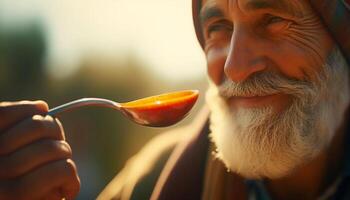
[0,101,80,200]
[200,0,334,111]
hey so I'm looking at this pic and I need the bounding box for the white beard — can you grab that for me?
[207,48,350,179]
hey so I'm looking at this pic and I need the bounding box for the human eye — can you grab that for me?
[205,20,233,39]
[267,15,285,24]
[264,14,291,32]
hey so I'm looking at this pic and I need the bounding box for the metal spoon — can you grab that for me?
[48,90,199,127]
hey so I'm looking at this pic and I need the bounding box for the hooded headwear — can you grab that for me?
[192,0,350,65]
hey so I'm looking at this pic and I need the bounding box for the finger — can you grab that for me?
[0,115,65,155]
[0,101,49,132]
[58,159,81,200]
[7,159,80,200]
[0,140,72,179]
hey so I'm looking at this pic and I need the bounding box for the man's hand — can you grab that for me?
[0,101,80,200]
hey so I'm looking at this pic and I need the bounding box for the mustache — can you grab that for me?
[218,72,319,99]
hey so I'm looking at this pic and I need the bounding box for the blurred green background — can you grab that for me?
[0,0,208,199]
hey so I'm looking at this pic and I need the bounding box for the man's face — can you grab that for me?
[201,0,334,111]
[199,0,350,178]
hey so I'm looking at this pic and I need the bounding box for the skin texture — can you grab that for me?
[199,0,348,199]
[0,101,80,200]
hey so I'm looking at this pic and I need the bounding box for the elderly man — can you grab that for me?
[0,0,349,199]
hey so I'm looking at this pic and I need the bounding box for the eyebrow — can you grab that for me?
[245,0,279,10]
[244,0,302,17]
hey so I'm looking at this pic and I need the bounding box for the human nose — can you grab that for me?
[224,27,267,83]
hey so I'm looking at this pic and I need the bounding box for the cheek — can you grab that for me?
[270,21,334,80]
[206,46,228,85]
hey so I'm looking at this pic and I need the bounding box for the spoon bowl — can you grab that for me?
[48,90,199,127]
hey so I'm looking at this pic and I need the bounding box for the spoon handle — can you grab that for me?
[48,98,121,117]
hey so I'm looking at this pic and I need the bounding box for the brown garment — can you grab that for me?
[97,107,214,200]
[201,144,247,200]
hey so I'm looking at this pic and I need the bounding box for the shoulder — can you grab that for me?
[97,107,210,200]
